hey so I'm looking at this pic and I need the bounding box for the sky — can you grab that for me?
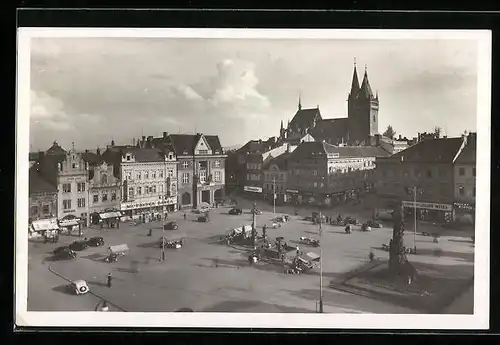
[29,36,478,151]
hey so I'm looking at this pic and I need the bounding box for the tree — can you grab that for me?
[383,125,396,139]
[389,204,407,274]
[434,126,442,138]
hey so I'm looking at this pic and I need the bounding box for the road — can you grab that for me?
[26,198,474,314]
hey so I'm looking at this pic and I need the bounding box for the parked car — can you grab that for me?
[197,215,209,223]
[343,216,359,226]
[53,246,77,260]
[361,223,372,232]
[69,240,89,251]
[164,221,179,230]
[229,208,243,215]
[366,220,383,228]
[86,236,105,247]
[252,209,263,215]
[67,279,89,295]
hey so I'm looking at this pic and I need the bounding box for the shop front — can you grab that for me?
[243,186,263,200]
[59,215,83,236]
[29,218,59,240]
[402,200,454,224]
[98,211,123,228]
[453,202,475,225]
[121,197,177,223]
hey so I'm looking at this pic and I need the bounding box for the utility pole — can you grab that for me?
[413,186,417,253]
[273,177,276,215]
[160,158,166,262]
[319,210,323,313]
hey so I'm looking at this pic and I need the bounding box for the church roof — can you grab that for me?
[289,107,322,132]
[350,64,360,94]
[310,118,349,144]
[359,69,374,99]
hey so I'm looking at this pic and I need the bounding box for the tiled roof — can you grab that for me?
[29,164,57,194]
[323,144,390,158]
[290,141,327,160]
[310,118,348,144]
[46,141,67,156]
[29,152,40,162]
[121,147,166,162]
[289,108,322,132]
[31,156,63,191]
[390,137,464,163]
[169,134,224,155]
[81,152,103,166]
[239,139,274,154]
[263,152,290,171]
[455,135,476,164]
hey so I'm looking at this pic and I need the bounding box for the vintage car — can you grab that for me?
[87,236,105,247]
[294,252,321,272]
[343,216,359,226]
[361,223,372,232]
[164,221,179,230]
[53,246,77,260]
[251,209,263,215]
[366,220,383,228]
[159,235,185,249]
[299,236,320,247]
[67,279,90,295]
[229,208,243,215]
[69,240,89,251]
[197,215,209,223]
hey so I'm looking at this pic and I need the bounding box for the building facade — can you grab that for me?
[374,136,468,224]
[56,147,90,227]
[29,164,58,222]
[286,141,387,207]
[453,133,476,225]
[262,153,290,204]
[83,151,122,225]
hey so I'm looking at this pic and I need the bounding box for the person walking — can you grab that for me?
[296,245,300,257]
[107,273,112,288]
[262,225,267,239]
[183,213,187,221]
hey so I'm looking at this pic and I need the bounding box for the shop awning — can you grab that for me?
[100,211,122,220]
[31,218,59,232]
[59,219,80,227]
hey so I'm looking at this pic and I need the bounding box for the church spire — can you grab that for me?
[350,57,360,96]
[280,119,284,131]
[298,93,302,110]
[360,64,374,99]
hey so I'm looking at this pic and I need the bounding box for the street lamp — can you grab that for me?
[273,177,276,216]
[407,186,423,253]
[318,209,323,313]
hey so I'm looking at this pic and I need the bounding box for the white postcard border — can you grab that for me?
[16,28,491,330]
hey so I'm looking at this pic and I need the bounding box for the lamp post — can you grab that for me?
[318,210,323,313]
[413,186,417,253]
[273,177,276,215]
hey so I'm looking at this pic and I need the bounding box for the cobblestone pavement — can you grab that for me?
[27,200,474,314]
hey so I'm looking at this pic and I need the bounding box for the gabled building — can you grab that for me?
[29,163,58,222]
[262,152,291,204]
[453,132,476,225]
[374,136,468,224]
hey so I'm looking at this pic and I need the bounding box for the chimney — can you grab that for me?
[163,132,168,138]
[85,149,88,153]
[398,134,402,140]
[142,136,146,141]
[132,138,136,147]
[111,140,115,146]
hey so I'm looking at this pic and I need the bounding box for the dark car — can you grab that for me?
[343,217,359,226]
[53,246,77,260]
[69,240,89,251]
[229,208,243,215]
[366,220,383,228]
[164,221,179,230]
[197,216,209,222]
[87,237,105,247]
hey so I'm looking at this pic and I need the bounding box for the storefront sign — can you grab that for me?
[244,186,262,193]
[453,202,475,211]
[402,201,452,211]
[121,198,176,210]
[62,209,76,213]
[286,190,298,194]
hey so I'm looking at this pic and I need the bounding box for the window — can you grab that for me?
[472,167,476,177]
[128,187,134,198]
[72,163,77,169]
[373,115,376,122]
[214,171,221,182]
[159,170,163,178]
[126,155,131,161]
[182,173,189,184]
[78,198,86,208]
[199,150,208,154]
[145,171,149,179]
[313,169,318,176]
[111,192,116,201]
[153,185,157,193]
[473,186,476,197]
[93,194,98,203]
[137,172,141,180]
[313,182,318,188]
[459,167,465,176]
[145,186,149,194]
[168,153,173,160]
[215,160,220,168]
[77,182,86,192]
[149,186,153,194]
[102,193,108,202]
[137,186,142,195]
[63,183,71,193]
[183,161,189,169]
[42,204,49,214]
[125,171,132,180]
[31,206,38,216]
[63,199,72,210]
[199,170,206,183]
[168,169,174,178]
[458,184,465,196]
[160,184,164,193]
[152,171,156,179]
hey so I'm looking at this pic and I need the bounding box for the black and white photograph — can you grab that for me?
[16,28,490,329]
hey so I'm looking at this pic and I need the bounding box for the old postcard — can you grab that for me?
[16,28,491,329]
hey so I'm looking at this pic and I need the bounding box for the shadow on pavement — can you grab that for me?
[448,238,474,244]
[88,280,108,287]
[136,241,160,249]
[412,248,474,262]
[201,299,313,313]
[328,230,350,235]
[201,257,248,269]
[52,284,72,295]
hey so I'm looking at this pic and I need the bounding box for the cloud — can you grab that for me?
[30,90,75,131]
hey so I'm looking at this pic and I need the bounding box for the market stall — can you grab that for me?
[59,216,82,236]
[99,211,122,228]
[29,218,59,241]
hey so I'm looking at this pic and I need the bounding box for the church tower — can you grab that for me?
[347,60,379,145]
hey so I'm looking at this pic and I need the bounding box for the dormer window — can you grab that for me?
[168,153,173,160]
[126,155,131,161]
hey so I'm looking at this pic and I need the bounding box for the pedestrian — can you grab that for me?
[262,225,267,238]
[101,301,109,312]
[107,273,112,288]
[296,245,300,257]
[148,228,152,236]
[183,213,187,221]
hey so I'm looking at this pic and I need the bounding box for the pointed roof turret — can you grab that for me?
[298,93,302,110]
[280,120,284,131]
[350,58,360,96]
[359,64,374,99]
